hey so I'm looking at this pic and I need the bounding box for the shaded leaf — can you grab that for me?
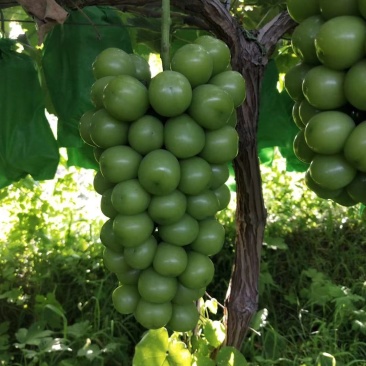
[258,60,306,172]
[42,6,132,169]
[0,39,59,188]
[216,346,248,366]
[67,321,92,339]
[316,352,336,366]
[15,323,53,346]
[77,343,101,360]
[263,327,286,360]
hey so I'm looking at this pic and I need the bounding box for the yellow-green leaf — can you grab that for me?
[133,328,169,366]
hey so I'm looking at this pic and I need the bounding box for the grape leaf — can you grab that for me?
[204,298,218,315]
[133,328,169,366]
[191,335,212,357]
[216,346,248,366]
[166,339,192,365]
[192,354,216,366]
[203,320,226,348]
[258,60,307,172]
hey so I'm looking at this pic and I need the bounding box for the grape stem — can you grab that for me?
[161,0,171,71]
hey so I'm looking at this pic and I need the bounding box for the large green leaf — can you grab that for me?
[0,39,59,188]
[66,145,98,170]
[257,60,307,172]
[42,6,133,169]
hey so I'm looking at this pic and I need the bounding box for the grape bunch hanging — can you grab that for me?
[79,36,246,331]
[285,0,366,206]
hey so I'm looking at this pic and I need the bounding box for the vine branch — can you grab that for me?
[161,0,171,70]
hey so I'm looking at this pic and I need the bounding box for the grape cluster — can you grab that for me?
[79,36,246,331]
[285,0,366,206]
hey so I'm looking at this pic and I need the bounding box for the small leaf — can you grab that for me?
[203,320,226,348]
[263,328,286,360]
[191,335,211,357]
[15,323,53,346]
[0,322,9,335]
[216,346,248,366]
[77,343,101,360]
[59,360,80,366]
[0,289,22,300]
[192,354,216,366]
[133,328,169,366]
[101,342,119,354]
[204,299,218,315]
[302,268,326,282]
[39,337,68,353]
[166,339,192,365]
[44,304,66,319]
[21,348,38,359]
[250,308,269,332]
[67,321,92,339]
[263,236,288,250]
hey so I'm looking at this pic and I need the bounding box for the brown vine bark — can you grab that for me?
[1,0,296,350]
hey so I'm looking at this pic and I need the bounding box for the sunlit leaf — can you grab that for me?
[192,354,216,366]
[205,298,218,315]
[203,320,226,348]
[191,335,212,356]
[250,308,268,331]
[133,328,169,366]
[166,339,192,365]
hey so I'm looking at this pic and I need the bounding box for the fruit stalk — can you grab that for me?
[161,0,171,71]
